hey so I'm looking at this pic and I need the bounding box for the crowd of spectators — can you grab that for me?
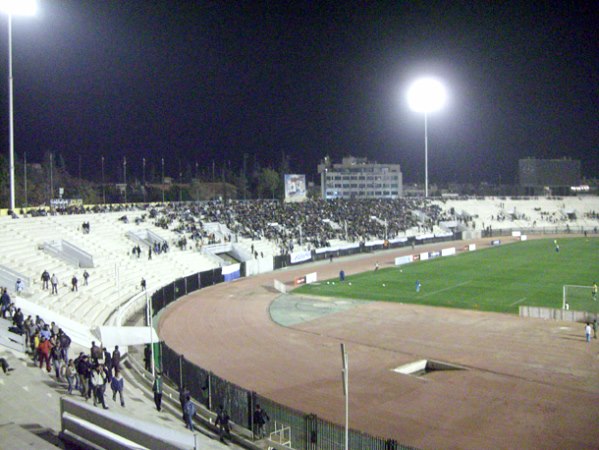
[6,197,598,258]
[2,305,125,409]
[141,198,449,255]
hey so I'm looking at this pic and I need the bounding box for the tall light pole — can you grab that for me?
[101,155,106,204]
[340,343,349,450]
[142,157,146,202]
[123,156,127,203]
[407,77,447,198]
[161,157,165,203]
[2,0,37,210]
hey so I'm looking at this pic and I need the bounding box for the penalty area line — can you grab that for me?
[420,280,472,298]
[509,297,527,306]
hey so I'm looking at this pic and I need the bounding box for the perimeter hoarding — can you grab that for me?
[284,174,307,202]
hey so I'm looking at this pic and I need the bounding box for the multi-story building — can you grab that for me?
[317,156,403,199]
[518,158,581,195]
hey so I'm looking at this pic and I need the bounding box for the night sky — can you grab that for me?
[0,0,597,186]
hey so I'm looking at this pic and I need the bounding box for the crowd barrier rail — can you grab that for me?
[151,252,419,449]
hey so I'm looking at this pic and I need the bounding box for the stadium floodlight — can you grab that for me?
[407,77,447,198]
[1,0,37,211]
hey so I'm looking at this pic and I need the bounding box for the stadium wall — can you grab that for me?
[519,306,598,323]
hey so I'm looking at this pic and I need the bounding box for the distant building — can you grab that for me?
[518,158,581,195]
[317,156,402,200]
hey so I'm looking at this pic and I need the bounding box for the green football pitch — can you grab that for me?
[294,238,599,314]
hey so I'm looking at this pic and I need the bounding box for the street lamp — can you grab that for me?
[123,156,127,203]
[407,76,447,197]
[161,158,165,203]
[1,0,37,211]
[142,157,146,202]
[101,155,105,204]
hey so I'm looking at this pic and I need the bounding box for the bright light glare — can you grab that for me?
[0,0,37,16]
[407,77,447,113]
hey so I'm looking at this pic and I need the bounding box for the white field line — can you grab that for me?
[420,280,472,298]
[509,297,527,306]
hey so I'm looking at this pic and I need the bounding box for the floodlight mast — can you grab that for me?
[2,0,37,211]
[407,77,447,198]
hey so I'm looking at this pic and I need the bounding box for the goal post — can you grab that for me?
[562,285,594,311]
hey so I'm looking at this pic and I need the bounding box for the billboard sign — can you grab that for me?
[284,174,307,202]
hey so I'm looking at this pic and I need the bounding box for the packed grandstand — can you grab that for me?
[1,195,599,448]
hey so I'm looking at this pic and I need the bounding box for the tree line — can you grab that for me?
[0,151,304,208]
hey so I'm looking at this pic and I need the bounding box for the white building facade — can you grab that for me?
[318,157,403,200]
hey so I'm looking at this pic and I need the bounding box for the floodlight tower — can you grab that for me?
[1,0,37,210]
[407,77,447,198]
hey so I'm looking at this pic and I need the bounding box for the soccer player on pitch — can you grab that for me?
[553,239,560,253]
[592,282,597,302]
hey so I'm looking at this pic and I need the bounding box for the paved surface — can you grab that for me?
[0,344,233,449]
[159,237,599,450]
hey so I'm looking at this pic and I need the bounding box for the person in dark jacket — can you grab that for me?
[76,354,91,398]
[253,404,270,439]
[103,347,112,380]
[215,405,231,443]
[111,369,125,407]
[112,346,121,372]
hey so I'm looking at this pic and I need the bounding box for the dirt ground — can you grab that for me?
[159,236,599,450]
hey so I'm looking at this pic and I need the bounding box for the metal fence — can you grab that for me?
[154,257,418,450]
[481,225,598,238]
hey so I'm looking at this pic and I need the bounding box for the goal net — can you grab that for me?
[562,285,595,311]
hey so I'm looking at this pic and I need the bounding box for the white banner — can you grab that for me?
[441,247,456,256]
[221,263,241,275]
[290,250,312,264]
[468,243,476,251]
[420,252,429,261]
[305,272,318,284]
[365,239,385,247]
[395,255,413,266]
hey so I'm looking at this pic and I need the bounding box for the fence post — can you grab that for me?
[179,354,183,389]
[386,439,397,450]
[306,414,317,450]
[249,391,256,437]
[207,372,212,411]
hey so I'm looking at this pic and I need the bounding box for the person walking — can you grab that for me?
[593,319,598,339]
[71,275,78,292]
[65,359,77,394]
[111,369,125,407]
[83,270,90,286]
[183,395,196,430]
[38,337,53,373]
[585,323,592,343]
[15,278,24,295]
[50,339,63,381]
[179,385,190,417]
[58,329,71,363]
[215,405,231,443]
[51,274,59,295]
[152,372,163,411]
[76,354,91,398]
[92,364,108,409]
[41,270,50,290]
[112,346,121,372]
[253,404,270,439]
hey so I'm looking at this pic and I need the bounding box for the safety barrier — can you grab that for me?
[59,396,200,449]
[151,264,417,450]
